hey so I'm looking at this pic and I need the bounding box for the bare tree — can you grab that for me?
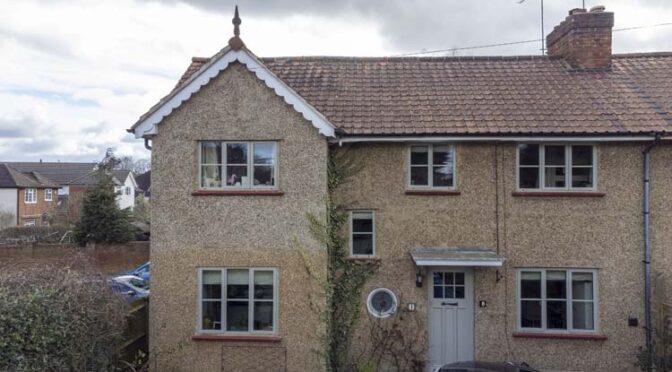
[116,156,150,174]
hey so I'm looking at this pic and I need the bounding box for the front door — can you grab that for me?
[428,268,474,369]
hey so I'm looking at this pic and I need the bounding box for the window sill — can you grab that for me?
[346,256,381,262]
[405,190,461,196]
[191,334,282,343]
[192,190,284,197]
[512,191,605,198]
[512,332,607,341]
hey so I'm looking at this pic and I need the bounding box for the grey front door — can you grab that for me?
[428,268,474,369]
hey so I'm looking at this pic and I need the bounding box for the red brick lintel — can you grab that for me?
[512,332,607,341]
[191,190,284,196]
[191,334,282,342]
[512,192,606,198]
[405,190,461,196]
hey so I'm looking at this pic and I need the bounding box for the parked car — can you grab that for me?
[436,361,538,372]
[122,261,150,281]
[109,275,149,303]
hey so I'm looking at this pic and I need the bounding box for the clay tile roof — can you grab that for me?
[6,162,97,185]
[172,52,672,136]
[0,163,59,188]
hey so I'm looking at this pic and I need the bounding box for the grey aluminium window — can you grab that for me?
[199,141,278,189]
[517,144,596,191]
[350,211,375,257]
[408,144,455,189]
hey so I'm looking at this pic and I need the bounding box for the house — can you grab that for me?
[0,163,59,227]
[68,169,139,214]
[135,170,151,200]
[6,161,97,197]
[129,6,672,372]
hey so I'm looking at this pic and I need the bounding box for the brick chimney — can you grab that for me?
[546,6,614,69]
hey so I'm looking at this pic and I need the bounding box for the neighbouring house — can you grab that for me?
[6,161,97,197]
[135,170,151,200]
[67,169,139,219]
[129,6,672,372]
[0,163,59,227]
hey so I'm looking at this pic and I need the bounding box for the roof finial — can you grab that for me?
[228,5,245,50]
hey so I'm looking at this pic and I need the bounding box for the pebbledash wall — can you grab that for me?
[149,63,328,371]
[336,142,672,371]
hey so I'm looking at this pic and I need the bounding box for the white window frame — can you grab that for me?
[24,218,36,226]
[196,267,279,335]
[349,210,376,258]
[516,144,597,192]
[407,143,456,190]
[516,268,599,334]
[366,288,398,319]
[24,188,37,204]
[44,188,53,201]
[198,141,279,190]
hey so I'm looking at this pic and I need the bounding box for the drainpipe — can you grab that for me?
[643,134,660,354]
[144,138,152,150]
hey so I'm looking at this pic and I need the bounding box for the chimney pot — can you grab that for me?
[569,8,587,15]
[590,5,606,13]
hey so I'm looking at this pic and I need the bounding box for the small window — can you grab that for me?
[199,141,277,189]
[125,187,131,195]
[367,288,398,318]
[198,268,277,334]
[350,211,375,257]
[518,269,597,333]
[24,188,36,204]
[408,144,455,189]
[44,188,53,201]
[433,272,466,299]
[24,218,36,226]
[517,144,595,191]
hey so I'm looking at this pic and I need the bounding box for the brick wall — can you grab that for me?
[17,188,58,226]
[547,8,614,69]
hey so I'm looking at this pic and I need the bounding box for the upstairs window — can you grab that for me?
[125,186,131,195]
[24,188,36,204]
[350,211,375,257]
[408,144,455,189]
[44,188,53,201]
[199,141,277,190]
[517,144,595,191]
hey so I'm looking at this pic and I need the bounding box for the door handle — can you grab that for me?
[442,302,458,306]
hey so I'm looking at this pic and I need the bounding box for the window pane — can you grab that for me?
[410,146,428,165]
[433,272,443,285]
[546,271,567,299]
[201,142,222,164]
[352,212,373,233]
[432,145,452,165]
[227,269,249,299]
[226,301,249,331]
[202,301,222,330]
[455,272,465,285]
[201,166,222,188]
[352,234,373,255]
[545,145,566,166]
[370,291,395,314]
[253,302,274,331]
[521,300,542,328]
[544,167,566,188]
[572,168,593,188]
[572,302,594,330]
[226,166,248,187]
[519,144,539,166]
[572,146,593,166]
[572,272,594,300]
[521,272,541,298]
[455,286,465,299]
[410,166,429,186]
[547,301,567,329]
[254,271,274,300]
[226,143,248,164]
[444,286,455,299]
[433,286,443,299]
[433,166,454,187]
[519,167,539,189]
[253,165,274,186]
[444,273,454,285]
[202,270,222,299]
[253,143,275,165]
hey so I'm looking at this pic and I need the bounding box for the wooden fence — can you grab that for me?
[119,297,149,367]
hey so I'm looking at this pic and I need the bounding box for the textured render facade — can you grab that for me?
[130,6,672,372]
[149,63,328,371]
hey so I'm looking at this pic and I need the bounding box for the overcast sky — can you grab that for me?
[1,0,671,162]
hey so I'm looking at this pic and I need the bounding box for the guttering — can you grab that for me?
[335,135,670,145]
[643,134,661,354]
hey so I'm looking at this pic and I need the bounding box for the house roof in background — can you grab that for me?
[6,162,97,185]
[0,164,59,188]
[68,170,122,186]
[135,170,150,196]
[173,53,672,136]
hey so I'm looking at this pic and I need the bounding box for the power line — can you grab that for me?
[399,20,672,57]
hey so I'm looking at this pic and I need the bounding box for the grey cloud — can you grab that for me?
[0,27,75,59]
[0,114,42,139]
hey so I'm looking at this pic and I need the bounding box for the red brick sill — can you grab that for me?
[191,334,282,343]
[191,190,284,197]
[512,191,605,198]
[512,332,607,341]
[405,190,461,196]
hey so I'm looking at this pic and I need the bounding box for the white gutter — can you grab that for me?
[335,135,671,145]
[412,259,504,267]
